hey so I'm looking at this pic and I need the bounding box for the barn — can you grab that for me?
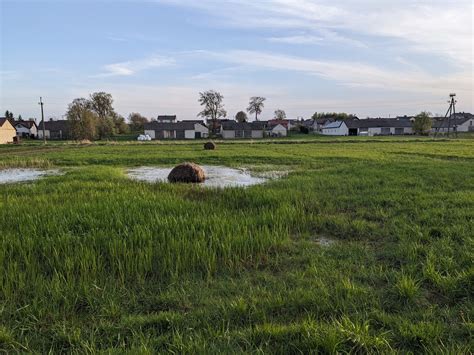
[144,121,208,139]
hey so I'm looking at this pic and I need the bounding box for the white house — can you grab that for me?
[221,121,265,139]
[267,123,288,137]
[144,121,208,139]
[14,120,38,138]
[432,114,474,133]
[321,121,349,136]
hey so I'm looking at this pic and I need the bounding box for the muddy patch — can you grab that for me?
[127,166,284,188]
[0,168,62,184]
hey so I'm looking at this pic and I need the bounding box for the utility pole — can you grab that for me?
[434,93,457,138]
[447,93,457,138]
[39,97,46,144]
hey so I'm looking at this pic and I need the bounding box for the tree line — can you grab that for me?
[58,90,434,140]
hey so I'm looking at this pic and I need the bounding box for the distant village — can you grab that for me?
[1,91,473,144]
[1,112,473,145]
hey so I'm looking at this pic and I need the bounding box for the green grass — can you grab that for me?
[1,136,473,353]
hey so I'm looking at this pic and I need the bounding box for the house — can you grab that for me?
[431,113,474,133]
[304,118,335,133]
[144,121,208,139]
[321,121,349,136]
[266,123,288,137]
[0,118,16,144]
[37,120,70,139]
[13,120,38,138]
[220,121,266,139]
[321,118,413,136]
[156,115,177,123]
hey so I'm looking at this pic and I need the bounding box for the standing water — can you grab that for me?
[0,169,61,184]
[127,166,283,187]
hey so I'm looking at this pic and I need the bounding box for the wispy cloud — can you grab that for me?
[268,30,368,48]
[196,49,472,94]
[94,55,175,77]
[161,0,473,68]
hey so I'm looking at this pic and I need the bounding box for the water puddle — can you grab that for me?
[127,166,284,188]
[312,237,337,247]
[0,168,61,184]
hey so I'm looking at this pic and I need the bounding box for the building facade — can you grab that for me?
[144,121,208,139]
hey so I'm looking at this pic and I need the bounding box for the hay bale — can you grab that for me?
[168,163,206,183]
[204,141,216,150]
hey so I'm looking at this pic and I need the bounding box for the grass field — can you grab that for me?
[1,136,473,353]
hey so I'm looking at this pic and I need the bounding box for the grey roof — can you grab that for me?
[345,118,412,129]
[144,121,200,130]
[221,121,265,130]
[432,113,473,128]
[37,120,69,131]
[302,119,315,127]
[14,120,37,129]
[322,121,345,129]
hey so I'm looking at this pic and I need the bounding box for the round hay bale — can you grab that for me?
[204,141,216,150]
[168,163,206,183]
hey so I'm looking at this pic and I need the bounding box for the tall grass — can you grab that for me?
[0,137,472,352]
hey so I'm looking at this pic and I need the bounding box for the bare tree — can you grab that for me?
[198,90,227,136]
[274,109,286,120]
[247,97,266,121]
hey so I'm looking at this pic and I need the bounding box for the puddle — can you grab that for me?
[0,168,61,184]
[312,237,337,247]
[127,166,283,188]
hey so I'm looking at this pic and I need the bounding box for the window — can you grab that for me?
[381,127,391,135]
[235,130,243,138]
[244,130,252,138]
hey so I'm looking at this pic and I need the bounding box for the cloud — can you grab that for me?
[196,50,472,94]
[267,30,368,48]
[95,55,175,77]
[160,0,473,68]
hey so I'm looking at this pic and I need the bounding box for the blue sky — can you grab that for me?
[1,0,472,120]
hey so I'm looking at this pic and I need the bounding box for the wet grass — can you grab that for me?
[1,137,473,353]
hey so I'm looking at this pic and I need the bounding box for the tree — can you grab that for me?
[66,98,98,140]
[18,115,23,121]
[274,109,286,120]
[413,111,432,135]
[247,97,266,121]
[113,114,130,134]
[198,90,227,136]
[312,112,356,120]
[129,113,149,132]
[235,111,248,123]
[89,92,116,139]
[4,110,14,119]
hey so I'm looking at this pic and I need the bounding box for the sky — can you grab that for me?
[0,0,473,121]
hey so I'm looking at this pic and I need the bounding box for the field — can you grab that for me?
[1,136,473,353]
